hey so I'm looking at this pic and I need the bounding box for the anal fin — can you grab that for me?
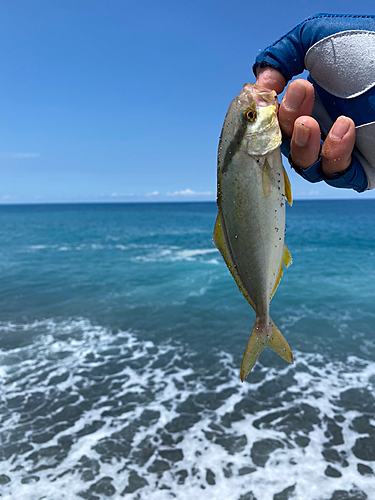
[270,243,293,300]
[283,243,292,268]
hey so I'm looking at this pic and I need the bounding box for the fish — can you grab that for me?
[213,83,294,381]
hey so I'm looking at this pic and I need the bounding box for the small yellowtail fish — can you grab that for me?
[213,83,293,381]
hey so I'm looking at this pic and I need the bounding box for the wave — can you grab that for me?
[0,318,374,499]
[132,247,219,264]
[24,243,219,262]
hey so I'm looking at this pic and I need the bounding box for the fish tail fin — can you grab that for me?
[240,318,293,382]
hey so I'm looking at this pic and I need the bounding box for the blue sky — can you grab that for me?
[1,0,375,203]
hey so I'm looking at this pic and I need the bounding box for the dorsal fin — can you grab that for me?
[213,212,256,310]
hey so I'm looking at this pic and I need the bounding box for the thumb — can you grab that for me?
[256,67,286,95]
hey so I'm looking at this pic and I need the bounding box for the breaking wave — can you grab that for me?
[0,318,374,500]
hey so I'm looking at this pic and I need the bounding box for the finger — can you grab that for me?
[279,80,315,138]
[255,67,285,94]
[321,116,356,177]
[290,116,321,169]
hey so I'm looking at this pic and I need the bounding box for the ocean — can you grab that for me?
[0,200,375,500]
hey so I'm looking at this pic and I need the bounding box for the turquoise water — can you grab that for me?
[0,201,375,499]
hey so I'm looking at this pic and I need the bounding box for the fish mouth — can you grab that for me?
[241,83,278,107]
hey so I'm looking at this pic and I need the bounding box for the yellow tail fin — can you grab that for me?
[240,319,293,382]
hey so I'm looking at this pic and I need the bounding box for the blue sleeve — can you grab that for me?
[253,13,375,83]
[282,139,368,193]
[255,13,375,192]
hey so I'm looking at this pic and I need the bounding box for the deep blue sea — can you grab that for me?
[1,200,375,500]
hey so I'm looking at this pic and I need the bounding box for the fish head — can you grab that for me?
[241,83,282,156]
[218,84,282,168]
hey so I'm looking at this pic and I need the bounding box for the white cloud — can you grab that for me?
[145,190,160,197]
[0,152,40,159]
[308,190,319,196]
[2,195,11,200]
[167,188,213,197]
[101,193,134,198]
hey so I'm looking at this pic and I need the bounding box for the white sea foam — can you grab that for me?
[132,247,219,264]
[23,243,221,269]
[26,242,171,254]
[0,318,374,500]
[26,245,57,252]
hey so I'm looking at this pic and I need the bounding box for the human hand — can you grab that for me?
[256,67,356,178]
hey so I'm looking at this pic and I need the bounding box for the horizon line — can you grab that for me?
[0,198,373,207]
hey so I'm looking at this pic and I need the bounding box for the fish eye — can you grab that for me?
[244,108,257,123]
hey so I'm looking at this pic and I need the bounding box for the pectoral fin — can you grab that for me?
[262,158,273,199]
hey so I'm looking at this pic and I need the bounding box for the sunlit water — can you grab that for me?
[0,201,375,500]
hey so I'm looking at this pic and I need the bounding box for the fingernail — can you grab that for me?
[294,123,310,147]
[330,116,350,139]
[284,82,306,111]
